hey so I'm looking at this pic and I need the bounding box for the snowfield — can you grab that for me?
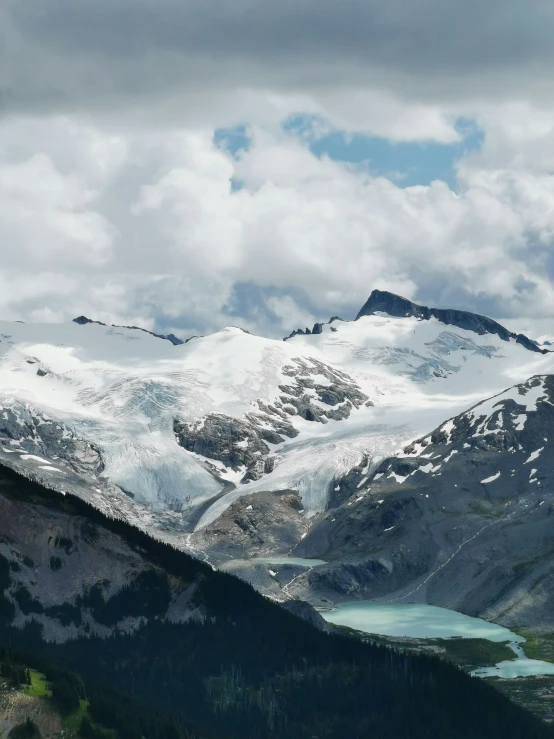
[0,308,551,545]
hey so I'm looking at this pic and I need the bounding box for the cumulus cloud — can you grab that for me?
[0,111,553,338]
[2,1,554,338]
[0,153,116,267]
[132,123,554,324]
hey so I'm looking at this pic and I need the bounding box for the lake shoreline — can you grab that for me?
[320,601,554,680]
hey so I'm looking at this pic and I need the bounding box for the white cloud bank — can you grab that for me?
[0,111,553,336]
[2,1,554,336]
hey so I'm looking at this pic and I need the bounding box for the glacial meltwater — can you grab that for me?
[249,557,327,567]
[321,602,554,679]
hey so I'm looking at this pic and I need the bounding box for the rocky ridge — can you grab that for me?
[356,290,546,353]
[73,315,184,345]
[290,375,554,630]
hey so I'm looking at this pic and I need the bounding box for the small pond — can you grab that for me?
[250,557,326,567]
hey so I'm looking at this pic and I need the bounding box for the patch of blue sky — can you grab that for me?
[283,114,484,191]
[213,116,484,192]
[214,124,251,157]
[213,125,250,191]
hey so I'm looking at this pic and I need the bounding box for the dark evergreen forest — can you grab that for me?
[0,465,552,739]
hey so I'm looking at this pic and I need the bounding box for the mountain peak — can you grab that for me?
[355,290,425,320]
[356,290,545,354]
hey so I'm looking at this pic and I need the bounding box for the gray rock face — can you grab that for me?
[0,476,203,643]
[174,357,368,483]
[0,402,104,478]
[174,414,284,483]
[190,489,309,562]
[294,375,554,630]
[278,358,368,421]
[327,455,371,509]
[356,290,545,353]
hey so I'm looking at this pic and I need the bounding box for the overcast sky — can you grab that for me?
[2,0,554,339]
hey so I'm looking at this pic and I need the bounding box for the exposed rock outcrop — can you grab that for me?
[174,414,286,483]
[295,375,554,630]
[0,402,104,478]
[284,317,343,341]
[327,455,372,509]
[174,357,368,483]
[190,489,308,562]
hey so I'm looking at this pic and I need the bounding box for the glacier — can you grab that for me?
[0,296,550,555]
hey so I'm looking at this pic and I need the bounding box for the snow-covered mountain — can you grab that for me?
[0,291,551,560]
[0,318,368,544]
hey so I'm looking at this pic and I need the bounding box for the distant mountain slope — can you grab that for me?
[73,315,185,345]
[0,463,551,739]
[294,374,554,631]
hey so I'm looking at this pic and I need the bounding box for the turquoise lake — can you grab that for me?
[320,602,554,679]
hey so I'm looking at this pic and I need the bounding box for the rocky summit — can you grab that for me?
[356,289,545,353]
